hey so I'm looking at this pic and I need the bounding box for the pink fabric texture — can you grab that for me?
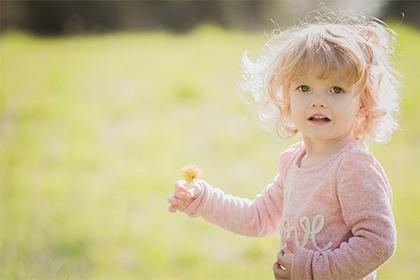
[182,140,396,280]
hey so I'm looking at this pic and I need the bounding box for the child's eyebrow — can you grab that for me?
[290,80,353,88]
[290,79,308,84]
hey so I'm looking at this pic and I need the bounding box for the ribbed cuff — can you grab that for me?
[291,246,314,280]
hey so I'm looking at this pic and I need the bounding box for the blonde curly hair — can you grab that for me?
[239,9,401,143]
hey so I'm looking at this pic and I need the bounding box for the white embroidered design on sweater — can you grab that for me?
[279,214,333,251]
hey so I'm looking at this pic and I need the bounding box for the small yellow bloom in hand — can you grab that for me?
[181,164,202,186]
[167,164,203,213]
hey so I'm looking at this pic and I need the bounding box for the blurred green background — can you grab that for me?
[0,22,419,279]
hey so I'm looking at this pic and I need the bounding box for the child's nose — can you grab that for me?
[308,90,327,109]
[310,93,327,108]
[311,102,325,108]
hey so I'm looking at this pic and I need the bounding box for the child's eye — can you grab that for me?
[297,85,311,93]
[330,86,345,94]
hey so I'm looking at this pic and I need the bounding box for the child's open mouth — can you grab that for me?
[308,115,331,125]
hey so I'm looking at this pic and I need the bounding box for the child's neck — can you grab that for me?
[301,134,357,159]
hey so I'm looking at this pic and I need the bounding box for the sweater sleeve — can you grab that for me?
[182,144,299,237]
[291,151,396,280]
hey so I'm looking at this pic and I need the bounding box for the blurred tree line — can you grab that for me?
[0,0,419,35]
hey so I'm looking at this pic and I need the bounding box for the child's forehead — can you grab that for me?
[290,68,355,86]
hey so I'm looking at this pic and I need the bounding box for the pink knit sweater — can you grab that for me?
[183,140,396,280]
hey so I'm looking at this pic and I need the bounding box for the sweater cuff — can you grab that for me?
[291,246,314,280]
[182,180,208,217]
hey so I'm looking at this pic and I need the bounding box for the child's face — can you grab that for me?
[288,73,361,143]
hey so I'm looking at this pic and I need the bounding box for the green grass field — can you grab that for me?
[0,23,419,279]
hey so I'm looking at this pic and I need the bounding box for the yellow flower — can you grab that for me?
[181,164,202,185]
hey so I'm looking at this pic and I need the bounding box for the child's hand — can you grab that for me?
[167,180,202,213]
[273,240,295,280]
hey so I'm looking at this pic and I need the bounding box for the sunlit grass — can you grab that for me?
[0,23,419,279]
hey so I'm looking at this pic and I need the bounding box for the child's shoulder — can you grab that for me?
[336,140,383,174]
[278,141,304,167]
[336,140,393,200]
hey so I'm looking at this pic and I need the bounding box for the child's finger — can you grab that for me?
[274,254,287,270]
[275,261,287,270]
[168,195,189,211]
[167,196,181,206]
[273,263,289,279]
[277,263,287,271]
[174,180,187,190]
[168,204,177,212]
[276,249,285,262]
[167,196,174,203]
[175,186,188,198]
[272,263,279,278]
[272,262,288,279]
[167,198,181,212]
[187,184,202,198]
[276,253,285,264]
[167,196,178,208]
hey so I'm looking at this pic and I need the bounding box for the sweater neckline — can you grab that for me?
[293,140,363,173]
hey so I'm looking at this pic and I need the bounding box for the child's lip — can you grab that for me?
[308,113,330,119]
[307,113,331,124]
[308,118,331,125]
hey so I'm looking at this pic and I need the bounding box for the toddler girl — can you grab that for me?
[167,9,400,280]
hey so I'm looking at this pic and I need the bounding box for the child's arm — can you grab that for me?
[168,144,299,237]
[291,152,396,280]
[181,174,284,237]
